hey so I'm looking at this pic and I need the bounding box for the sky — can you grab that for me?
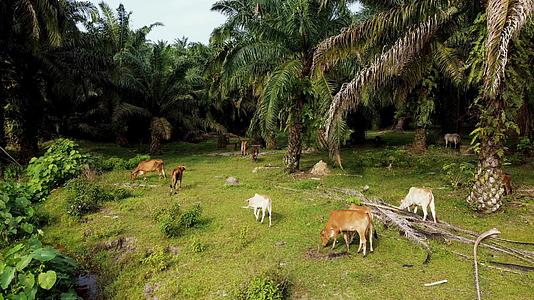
[88,1,362,44]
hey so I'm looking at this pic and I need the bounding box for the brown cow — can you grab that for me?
[502,173,512,195]
[320,209,373,255]
[130,159,165,180]
[251,145,260,161]
[170,165,186,192]
[240,139,249,156]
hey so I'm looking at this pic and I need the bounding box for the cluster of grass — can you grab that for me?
[40,131,534,299]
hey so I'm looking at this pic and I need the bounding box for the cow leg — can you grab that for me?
[413,206,418,214]
[360,231,367,256]
[422,205,428,221]
[254,208,259,220]
[332,230,339,250]
[179,179,182,189]
[261,207,265,223]
[430,200,437,223]
[343,233,350,252]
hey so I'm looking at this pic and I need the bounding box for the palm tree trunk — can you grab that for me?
[467,138,504,213]
[286,96,304,172]
[413,127,427,152]
[150,134,161,154]
[265,133,277,149]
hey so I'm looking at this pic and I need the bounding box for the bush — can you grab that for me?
[442,162,475,189]
[179,204,203,228]
[65,178,113,218]
[141,245,170,273]
[153,203,203,238]
[0,181,36,246]
[235,270,289,300]
[154,203,182,238]
[0,238,79,299]
[26,138,88,201]
[108,188,132,201]
[516,137,533,154]
[126,154,151,169]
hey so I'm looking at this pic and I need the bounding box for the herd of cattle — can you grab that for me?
[126,132,512,256]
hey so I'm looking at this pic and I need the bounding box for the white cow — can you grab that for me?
[242,194,272,227]
[444,133,460,148]
[399,187,437,223]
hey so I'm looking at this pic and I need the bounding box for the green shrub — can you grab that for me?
[345,196,362,206]
[0,238,79,299]
[516,137,533,154]
[154,203,203,238]
[154,203,182,238]
[65,178,113,218]
[105,157,128,170]
[126,154,151,169]
[141,245,170,273]
[235,271,289,300]
[179,204,203,228]
[108,188,132,201]
[293,180,319,190]
[26,138,88,201]
[442,162,475,189]
[0,181,36,246]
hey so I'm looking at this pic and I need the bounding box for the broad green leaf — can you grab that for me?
[38,271,57,290]
[4,244,24,258]
[21,223,34,234]
[0,266,16,289]
[31,248,57,262]
[16,255,33,271]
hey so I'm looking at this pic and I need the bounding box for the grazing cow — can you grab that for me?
[242,194,272,227]
[169,165,186,193]
[502,173,512,195]
[251,145,260,161]
[240,139,249,156]
[320,209,373,255]
[347,204,377,243]
[131,159,165,181]
[444,133,460,148]
[399,187,437,223]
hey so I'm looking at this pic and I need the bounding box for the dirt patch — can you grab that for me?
[304,248,350,260]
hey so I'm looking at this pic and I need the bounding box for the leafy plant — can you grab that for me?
[516,137,533,154]
[235,269,290,300]
[179,204,203,228]
[442,162,475,189]
[190,238,206,253]
[108,188,132,201]
[141,246,169,273]
[345,196,362,206]
[64,179,113,218]
[0,238,79,299]
[0,181,36,246]
[26,139,88,201]
[154,203,182,238]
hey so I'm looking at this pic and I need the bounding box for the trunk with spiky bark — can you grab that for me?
[467,138,504,213]
[150,134,161,154]
[265,133,277,149]
[413,128,427,152]
[286,96,304,172]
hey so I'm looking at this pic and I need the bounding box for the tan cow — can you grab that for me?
[502,173,512,195]
[130,159,165,181]
[320,209,373,255]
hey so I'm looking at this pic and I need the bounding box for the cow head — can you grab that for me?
[320,229,330,247]
[398,198,409,210]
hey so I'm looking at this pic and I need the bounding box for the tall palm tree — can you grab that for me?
[212,0,352,172]
[315,0,533,212]
[0,0,95,160]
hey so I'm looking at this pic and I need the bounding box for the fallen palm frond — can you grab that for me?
[318,187,534,266]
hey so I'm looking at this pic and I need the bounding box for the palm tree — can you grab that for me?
[315,0,533,212]
[212,0,352,172]
[0,0,95,160]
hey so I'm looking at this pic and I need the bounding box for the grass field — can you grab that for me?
[41,131,534,299]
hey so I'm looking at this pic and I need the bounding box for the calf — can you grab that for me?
[169,165,186,192]
[240,139,249,156]
[242,194,272,227]
[131,159,165,181]
[347,204,376,243]
[251,145,260,161]
[444,133,460,148]
[502,173,512,195]
[399,187,436,223]
[320,209,373,255]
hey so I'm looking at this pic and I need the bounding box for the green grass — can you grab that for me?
[41,132,534,299]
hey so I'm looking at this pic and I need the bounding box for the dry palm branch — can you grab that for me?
[320,188,534,267]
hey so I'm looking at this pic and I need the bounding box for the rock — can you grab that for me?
[310,160,330,176]
[144,282,160,300]
[362,185,370,192]
[225,177,240,185]
[275,241,286,247]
